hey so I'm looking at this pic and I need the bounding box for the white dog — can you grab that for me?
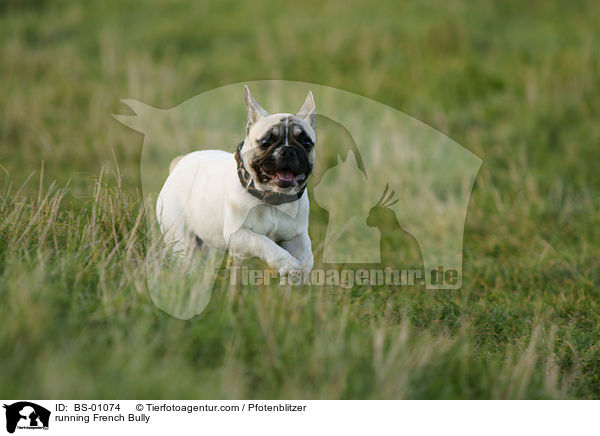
[156,85,316,279]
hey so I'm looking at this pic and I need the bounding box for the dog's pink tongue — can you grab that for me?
[276,170,294,181]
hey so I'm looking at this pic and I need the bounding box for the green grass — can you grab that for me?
[1,0,600,398]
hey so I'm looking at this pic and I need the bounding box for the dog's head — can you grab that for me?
[240,85,316,195]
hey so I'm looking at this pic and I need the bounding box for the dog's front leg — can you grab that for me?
[228,228,301,277]
[280,232,313,283]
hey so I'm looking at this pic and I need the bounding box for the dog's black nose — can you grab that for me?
[280,147,297,160]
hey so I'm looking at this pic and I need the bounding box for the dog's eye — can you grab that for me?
[298,133,313,149]
[259,135,271,148]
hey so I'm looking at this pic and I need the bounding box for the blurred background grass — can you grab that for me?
[1,0,600,398]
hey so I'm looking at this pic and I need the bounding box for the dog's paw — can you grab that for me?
[277,258,302,278]
[284,268,304,284]
[271,254,301,279]
[279,262,312,285]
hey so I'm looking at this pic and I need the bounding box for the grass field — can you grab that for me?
[2,0,600,399]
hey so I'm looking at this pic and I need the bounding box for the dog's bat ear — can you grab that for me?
[243,85,268,131]
[297,91,316,129]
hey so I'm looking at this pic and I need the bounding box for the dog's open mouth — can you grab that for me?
[262,169,306,188]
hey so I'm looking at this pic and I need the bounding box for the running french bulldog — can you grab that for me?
[156,85,316,280]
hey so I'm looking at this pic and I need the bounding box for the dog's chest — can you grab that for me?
[243,204,300,242]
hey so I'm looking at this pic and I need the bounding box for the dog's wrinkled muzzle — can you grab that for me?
[234,141,307,205]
